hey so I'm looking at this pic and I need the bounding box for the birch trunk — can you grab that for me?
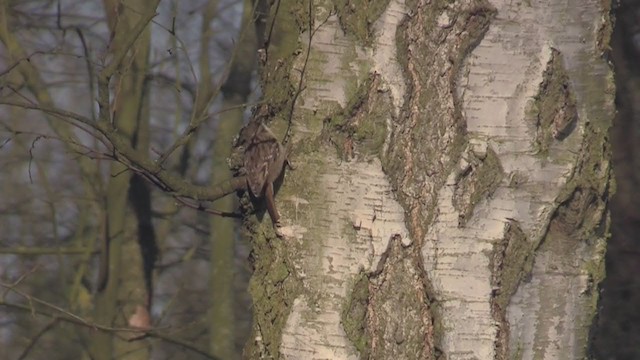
[245,0,613,359]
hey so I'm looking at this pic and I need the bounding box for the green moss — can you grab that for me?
[470,148,503,208]
[332,0,391,45]
[530,186,609,358]
[529,118,611,358]
[242,2,313,357]
[339,44,371,100]
[531,48,578,156]
[344,75,374,113]
[260,0,310,118]
[489,220,536,360]
[353,88,389,157]
[341,271,371,358]
[453,147,505,226]
[245,218,303,358]
[552,123,611,224]
[244,144,351,357]
[582,235,607,322]
[491,220,534,311]
[322,74,391,161]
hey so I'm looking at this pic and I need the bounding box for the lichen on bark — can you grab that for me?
[332,0,392,45]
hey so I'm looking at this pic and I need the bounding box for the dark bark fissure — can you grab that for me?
[365,235,436,360]
[489,220,533,360]
[384,0,496,240]
[379,0,496,357]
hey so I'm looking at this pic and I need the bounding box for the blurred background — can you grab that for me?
[0,1,258,359]
[592,0,640,358]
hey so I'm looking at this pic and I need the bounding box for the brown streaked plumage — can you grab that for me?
[243,123,289,226]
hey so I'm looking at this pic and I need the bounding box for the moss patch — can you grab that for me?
[489,219,535,359]
[322,73,391,161]
[244,216,302,358]
[365,237,436,359]
[260,1,311,122]
[341,271,371,358]
[332,0,391,45]
[452,147,504,227]
[490,220,534,312]
[240,1,312,357]
[531,48,578,155]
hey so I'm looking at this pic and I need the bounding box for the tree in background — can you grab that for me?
[592,0,640,358]
[0,0,257,359]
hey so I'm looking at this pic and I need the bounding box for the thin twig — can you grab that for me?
[174,196,242,218]
[0,299,217,359]
[264,0,281,60]
[0,51,47,78]
[0,247,98,255]
[17,318,59,360]
[1,266,39,300]
[27,135,44,184]
[156,0,261,166]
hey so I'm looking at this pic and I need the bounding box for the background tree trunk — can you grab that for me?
[591,0,640,358]
[209,0,259,358]
[245,0,613,359]
[92,1,157,358]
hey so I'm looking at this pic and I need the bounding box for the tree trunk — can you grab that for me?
[245,0,613,359]
[92,1,157,358]
[209,0,259,357]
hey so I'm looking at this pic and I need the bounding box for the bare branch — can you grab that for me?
[174,196,242,218]
[27,135,44,184]
[0,51,47,78]
[0,247,97,255]
[0,298,218,360]
[0,100,247,203]
[156,0,261,166]
[99,6,158,83]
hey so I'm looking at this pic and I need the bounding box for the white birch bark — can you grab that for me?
[247,0,613,359]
